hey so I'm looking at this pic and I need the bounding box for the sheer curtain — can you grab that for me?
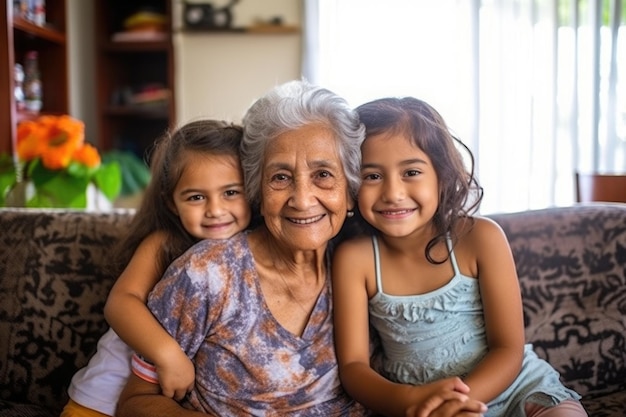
[303,0,625,214]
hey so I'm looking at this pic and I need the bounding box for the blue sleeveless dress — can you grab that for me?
[368,235,581,416]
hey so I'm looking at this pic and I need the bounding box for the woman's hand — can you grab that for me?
[156,346,196,401]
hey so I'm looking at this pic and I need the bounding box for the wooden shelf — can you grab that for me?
[101,40,171,52]
[95,0,176,158]
[16,109,65,122]
[246,24,300,34]
[104,105,170,119]
[180,25,300,35]
[1,0,68,154]
[13,17,66,44]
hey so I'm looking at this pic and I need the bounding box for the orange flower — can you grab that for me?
[16,120,47,161]
[16,115,92,170]
[73,143,101,168]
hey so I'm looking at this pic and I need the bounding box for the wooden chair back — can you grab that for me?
[575,173,626,203]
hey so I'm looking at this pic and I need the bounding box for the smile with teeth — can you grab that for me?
[203,222,230,228]
[288,214,324,224]
[378,208,415,215]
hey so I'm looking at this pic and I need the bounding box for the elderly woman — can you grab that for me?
[116,80,486,417]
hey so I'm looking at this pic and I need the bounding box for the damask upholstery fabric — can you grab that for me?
[489,204,626,416]
[0,205,624,416]
[0,209,135,417]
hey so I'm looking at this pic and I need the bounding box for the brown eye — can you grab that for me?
[363,172,381,181]
[187,194,204,201]
[268,173,291,190]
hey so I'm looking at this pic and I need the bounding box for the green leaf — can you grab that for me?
[93,161,122,201]
[2,153,123,208]
[44,175,89,208]
[29,163,91,208]
[66,160,97,179]
[102,150,151,196]
[0,154,17,206]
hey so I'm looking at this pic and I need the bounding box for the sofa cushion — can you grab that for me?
[489,203,626,400]
[582,390,626,417]
[0,399,56,417]
[0,209,135,414]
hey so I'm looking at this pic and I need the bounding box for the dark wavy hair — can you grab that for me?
[353,97,483,264]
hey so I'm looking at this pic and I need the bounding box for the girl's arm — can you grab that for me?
[457,217,526,402]
[104,231,195,400]
[332,239,486,417]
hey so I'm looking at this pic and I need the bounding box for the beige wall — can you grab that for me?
[67,0,97,142]
[173,0,302,124]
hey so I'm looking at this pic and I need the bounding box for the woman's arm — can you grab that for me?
[457,217,526,402]
[116,373,209,417]
[104,231,195,400]
[332,240,485,417]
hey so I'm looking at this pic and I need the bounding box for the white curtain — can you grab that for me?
[303,0,626,214]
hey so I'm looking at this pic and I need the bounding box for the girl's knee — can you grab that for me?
[524,399,588,417]
[60,399,112,417]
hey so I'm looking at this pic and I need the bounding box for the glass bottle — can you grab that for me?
[14,63,25,111]
[23,51,43,113]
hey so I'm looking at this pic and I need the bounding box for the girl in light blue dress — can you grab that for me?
[332,97,587,417]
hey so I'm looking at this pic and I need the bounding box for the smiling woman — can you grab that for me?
[115,79,368,417]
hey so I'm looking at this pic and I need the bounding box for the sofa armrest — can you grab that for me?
[488,203,626,399]
[0,208,135,414]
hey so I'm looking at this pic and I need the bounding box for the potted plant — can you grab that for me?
[0,115,121,209]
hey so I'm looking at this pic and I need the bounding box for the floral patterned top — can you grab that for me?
[132,231,368,416]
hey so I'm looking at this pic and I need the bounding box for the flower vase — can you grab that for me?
[4,181,29,207]
[4,180,113,210]
[86,183,113,211]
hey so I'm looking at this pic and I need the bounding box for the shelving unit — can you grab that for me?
[0,0,68,154]
[94,0,175,158]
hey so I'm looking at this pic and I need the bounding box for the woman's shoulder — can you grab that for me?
[162,231,253,289]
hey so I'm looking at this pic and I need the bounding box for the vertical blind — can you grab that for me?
[303,0,625,214]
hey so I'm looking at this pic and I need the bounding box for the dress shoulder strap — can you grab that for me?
[446,236,461,276]
[371,235,384,294]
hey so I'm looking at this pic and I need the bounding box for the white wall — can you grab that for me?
[172,0,303,124]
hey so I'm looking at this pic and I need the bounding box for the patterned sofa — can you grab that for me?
[0,205,625,417]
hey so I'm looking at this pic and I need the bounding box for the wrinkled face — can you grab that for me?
[260,124,353,252]
[171,152,251,240]
[358,132,439,238]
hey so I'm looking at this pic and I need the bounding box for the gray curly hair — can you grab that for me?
[241,80,365,208]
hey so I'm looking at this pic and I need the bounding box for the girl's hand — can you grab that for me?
[421,398,487,417]
[405,377,487,417]
[156,346,196,401]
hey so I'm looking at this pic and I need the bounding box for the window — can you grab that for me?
[305,0,626,214]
